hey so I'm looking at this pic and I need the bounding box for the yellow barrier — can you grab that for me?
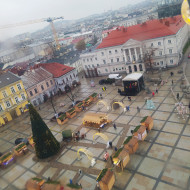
[77,148,94,160]
[112,102,125,110]
[93,133,109,143]
[181,0,190,25]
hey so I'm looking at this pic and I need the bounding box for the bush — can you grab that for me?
[183,39,190,54]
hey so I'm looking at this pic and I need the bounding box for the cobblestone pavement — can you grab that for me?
[1,61,190,190]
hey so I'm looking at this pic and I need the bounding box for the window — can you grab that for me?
[21,94,25,100]
[122,67,124,70]
[109,50,112,54]
[83,59,85,62]
[30,91,33,96]
[73,73,75,77]
[101,52,104,56]
[15,97,19,103]
[115,50,118,53]
[168,40,171,44]
[0,105,3,112]
[97,64,100,66]
[6,101,11,108]
[10,87,16,94]
[151,43,153,47]
[92,64,95,67]
[160,61,163,65]
[95,57,97,60]
[46,82,49,87]
[88,65,91,68]
[85,65,88,68]
[111,59,113,63]
[34,88,38,94]
[105,68,108,72]
[87,59,89,62]
[117,58,119,62]
[159,51,162,56]
[41,85,44,91]
[50,80,53,85]
[2,91,7,98]
[169,49,172,54]
[158,42,161,45]
[170,59,173,64]
[103,60,106,64]
[90,58,92,61]
[70,75,72,79]
[157,62,159,65]
[123,57,125,61]
[17,84,22,90]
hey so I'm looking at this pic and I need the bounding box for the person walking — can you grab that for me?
[126,106,130,111]
[156,88,158,94]
[128,97,131,101]
[113,123,117,130]
[137,106,140,113]
[152,91,155,97]
[177,93,179,100]
[110,156,113,164]
[114,147,118,151]
[172,80,174,85]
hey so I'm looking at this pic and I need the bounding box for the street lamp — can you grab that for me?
[50,92,57,117]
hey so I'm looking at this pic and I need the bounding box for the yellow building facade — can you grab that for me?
[0,72,28,126]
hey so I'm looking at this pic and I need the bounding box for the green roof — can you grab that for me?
[15,142,26,151]
[134,125,141,133]
[140,116,148,123]
[62,130,72,138]
[113,147,123,158]
[96,168,108,182]
[123,136,132,145]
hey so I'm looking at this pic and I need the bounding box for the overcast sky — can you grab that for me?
[0,0,142,40]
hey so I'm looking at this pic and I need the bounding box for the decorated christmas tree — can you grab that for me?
[28,104,60,159]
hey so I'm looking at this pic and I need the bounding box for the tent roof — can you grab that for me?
[83,113,107,123]
[122,73,142,81]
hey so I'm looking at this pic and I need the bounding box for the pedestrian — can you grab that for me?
[98,128,100,133]
[114,147,118,151]
[105,86,107,91]
[99,93,103,99]
[137,106,140,113]
[156,88,158,94]
[189,102,190,110]
[82,105,85,111]
[126,106,130,111]
[172,80,173,85]
[152,91,155,97]
[109,141,113,148]
[113,123,117,130]
[177,93,179,100]
[69,179,72,184]
[39,106,41,110]
[170,72,173,77]
[110,156,113,164]
[78,169,82,175]
[82,76,83,79]
[128,97,131,101]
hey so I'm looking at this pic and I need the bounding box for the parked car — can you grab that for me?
[99,79,107,85]
[15,138,29,145]
[99,78,115,85]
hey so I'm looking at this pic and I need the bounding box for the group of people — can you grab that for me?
[175,102,189,118]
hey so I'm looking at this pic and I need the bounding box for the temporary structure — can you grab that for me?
[124,137,138,154]
[74,102,84,112]
[66,108,76,118]
[97,168,115,190]
[41,182,61,190]
[140,116,154,131]
[133,126,147,141]
[0,151,15,167]
[25,178,45,190]
[82,113,111,128]
[121,72,144,96]
[14,142,28,156]
[57,113,68,125]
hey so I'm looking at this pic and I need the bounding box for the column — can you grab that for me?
[123,49,127,63]
[134,48,138,61]
[129,48,132,62]
[140,47,143,56]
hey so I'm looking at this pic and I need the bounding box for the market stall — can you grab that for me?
[66,108,76,119]
[0,151,15,167]
[123,136,138,154]
[74,102,84,112]
[82,113,111,128]
[96,168,115,190]
[57,113,69,125]
[90,92,98,102]
[14,142,28,156]
[133,126,147,141]
[25,178,45,190]
[121,73,144,96]
[83,96,93,106]
[112,147,130,171]
[140,116,154,131]
[41,181,61,190]
[62,130,73,141]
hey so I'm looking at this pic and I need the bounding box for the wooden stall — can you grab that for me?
[123,136,138,154]
[25,178,45,190]
[57,113,68,125]
[66,108,76,119]
[112,148,130,171]
[97,168,115,190]
[133,125,147,141]
[90,92,98,102]
[83,96,93,106]
[14,142,28,156]
[82,113,111,128]
[41,181,61,190]
[74,102,84,112]
[0,152,15,167]
[140,116,153,131]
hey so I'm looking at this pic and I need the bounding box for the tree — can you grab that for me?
[28,104,60,159]
[76,39,86,51]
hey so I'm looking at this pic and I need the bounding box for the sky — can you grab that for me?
[0,0,143,40]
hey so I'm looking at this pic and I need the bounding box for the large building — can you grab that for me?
[36,62,79,92]
[0,72,28,126]
[20,67,56,106]
[80,15,189,77]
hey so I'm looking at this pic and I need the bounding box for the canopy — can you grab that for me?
[122,72,142,81]
[83,113,108,124]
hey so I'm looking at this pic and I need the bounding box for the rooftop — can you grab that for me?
[123,72,143,81]
[97,15,185,49]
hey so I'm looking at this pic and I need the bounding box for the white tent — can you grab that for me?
[122,73,143,81]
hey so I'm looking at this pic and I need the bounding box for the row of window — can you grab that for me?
[30,80,54,97]
[1,84,22,98]
[150,40,172,47]
[153,59,173,66]
[0,94,26,111]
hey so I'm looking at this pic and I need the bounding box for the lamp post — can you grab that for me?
[50,92,57,117]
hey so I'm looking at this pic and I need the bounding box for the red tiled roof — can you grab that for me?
[36,62,75,78]
[97,15,185,49]
[72,37,84,44]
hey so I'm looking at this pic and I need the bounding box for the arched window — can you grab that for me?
[129,66,132,73]
[134,65,137,72]
[139,64,143,71]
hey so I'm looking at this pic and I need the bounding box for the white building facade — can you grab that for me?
[80,16,189,77]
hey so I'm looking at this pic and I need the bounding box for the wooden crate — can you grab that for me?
[124,137,138,154]
[140,116,153,131]
[133,126,147,141]
[57,118,68,125]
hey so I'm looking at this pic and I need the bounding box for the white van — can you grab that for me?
[108,74,122,80]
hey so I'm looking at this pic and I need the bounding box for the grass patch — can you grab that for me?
[123,136,132,145]
[45,180,60,184]
[58,113,67,121]
[67,183,81,189]
[96,168,108,182]
[15,142,26,151]
[91,92,98,98]
[0,152,12,161]
[140,116,148,123]
[67,108,75,113]
[77,102,83,107]
[32,177,43,182]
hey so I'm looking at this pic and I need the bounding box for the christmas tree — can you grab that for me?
[28,104,60,159]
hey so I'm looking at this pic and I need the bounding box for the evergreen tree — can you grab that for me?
[28,104,60,159]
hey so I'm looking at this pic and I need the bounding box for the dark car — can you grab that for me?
[99,79,107,85]
[15,138,29,145]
